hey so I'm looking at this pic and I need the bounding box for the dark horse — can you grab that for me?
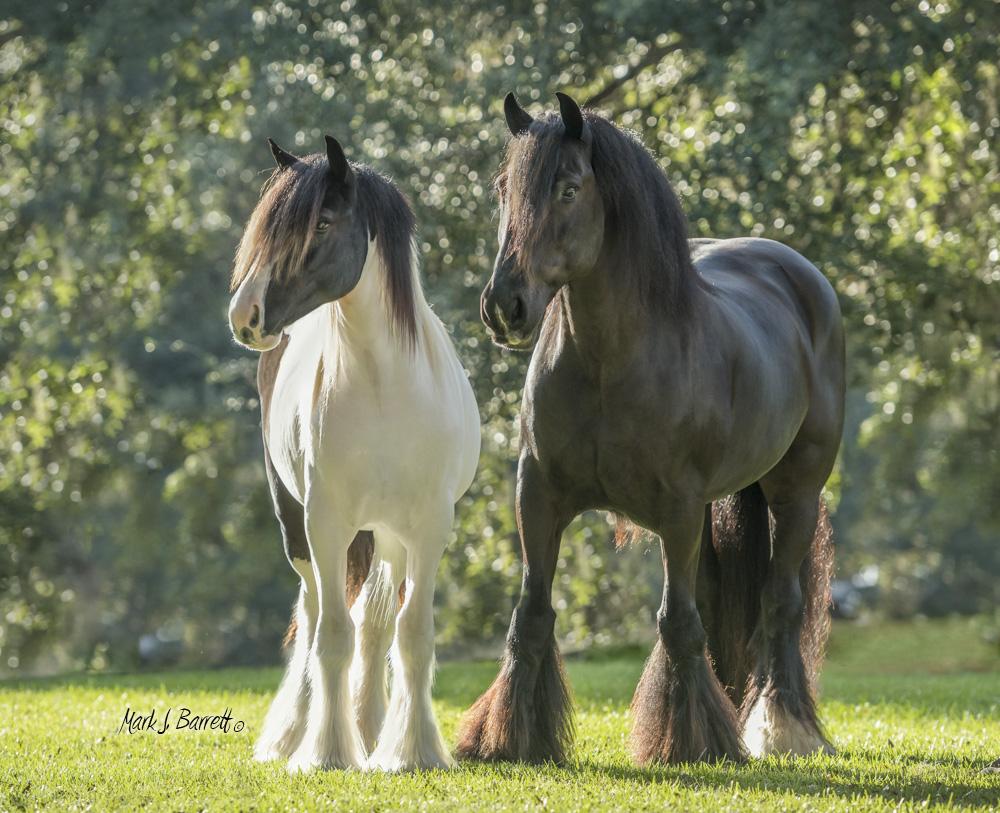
[457,93,844,765]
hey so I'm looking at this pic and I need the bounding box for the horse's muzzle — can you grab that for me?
[480,280,529,347]
[229,296,280,351]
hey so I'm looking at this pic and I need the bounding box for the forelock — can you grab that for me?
[230,156,329,291]
[499,114,565,263]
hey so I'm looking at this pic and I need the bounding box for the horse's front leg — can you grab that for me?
[254,558,317,762]
[631,499,746,764]
[287,492,366,773]
[350,536,405,755]
[367,511,451,771]
[456,454,574,764]
[255,448,316,762]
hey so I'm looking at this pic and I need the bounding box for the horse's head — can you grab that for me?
[228,136,370,351]
[481,92,606,350]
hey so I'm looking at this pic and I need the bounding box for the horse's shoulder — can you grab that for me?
[257,334,291,432]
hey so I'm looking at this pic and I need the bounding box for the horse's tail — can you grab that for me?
[799,499,834,689]
[346,530,377,607]
[282,531,376,649]
[705,484,834,704]
[705,484,771,705]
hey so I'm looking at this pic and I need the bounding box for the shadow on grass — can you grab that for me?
[565,757,1000,806]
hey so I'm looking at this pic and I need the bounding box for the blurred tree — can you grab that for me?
[0,0,996,674]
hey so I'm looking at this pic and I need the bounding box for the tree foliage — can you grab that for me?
[1,0,997,673]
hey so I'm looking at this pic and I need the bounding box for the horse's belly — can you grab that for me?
[584,371,809,520]
[703,367,812,496]
[702,421,804,498]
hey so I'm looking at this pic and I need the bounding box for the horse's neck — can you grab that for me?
[558,266,646,364]
[559,253,700,369]
[329,245,425,371]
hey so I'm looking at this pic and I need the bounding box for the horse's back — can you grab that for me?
[692,237,843,359]
[692,237,845,482]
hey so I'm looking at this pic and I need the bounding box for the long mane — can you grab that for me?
[231,156,418,345]
[499,111,696,317]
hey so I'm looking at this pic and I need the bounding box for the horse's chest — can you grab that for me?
[527,367,665,515]
[591,394,676,520]
[268,357,441,506]
[525,371,598,499]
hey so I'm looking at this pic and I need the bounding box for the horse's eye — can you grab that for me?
[561,186,578,202]
[316,220,330,233]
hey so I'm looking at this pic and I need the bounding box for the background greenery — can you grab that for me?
[1,1,997,675]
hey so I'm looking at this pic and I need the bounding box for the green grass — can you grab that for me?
[2,618,998,811]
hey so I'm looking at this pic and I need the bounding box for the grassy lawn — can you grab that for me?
[1,618,998,811]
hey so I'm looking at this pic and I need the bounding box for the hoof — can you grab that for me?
[368,719,454,772]
[454,699,507,763]
[253,727,304,763]
[455,705,567,765]
[367,748,455,773]
[286,740,366,773]
[253,744,285,764]
[742,691,834,757]
[456,645,574,764]
[286,753,363,774]
[630,642,746,765]
[286,753,319,775]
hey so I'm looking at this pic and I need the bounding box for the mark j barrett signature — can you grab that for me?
[118,706,245,735]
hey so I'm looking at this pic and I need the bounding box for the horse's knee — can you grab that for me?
[396,602,432,647]
[768,497,820,569]
[508,602,556,663]
[314,612,354,663]
[761,574,804,635]
[658,601,706,661]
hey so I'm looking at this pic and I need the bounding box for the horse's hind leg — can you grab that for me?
[350,536,404,754]
[255,559,317,762]
[631,500,745,764]
[368,512,452,771]
[741,480,834,757]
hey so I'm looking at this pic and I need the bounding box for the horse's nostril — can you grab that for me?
[510,296,525,328]
[249,304,260,329]
[240,327,252,343]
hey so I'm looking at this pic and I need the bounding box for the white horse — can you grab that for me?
[228,135,480,772]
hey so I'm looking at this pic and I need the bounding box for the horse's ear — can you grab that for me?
[324,134,354,187]
[267,137,299,169]
[555,92,584,142]
[504,92,534,137]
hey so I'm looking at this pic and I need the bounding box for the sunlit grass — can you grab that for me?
[1,618,998,811]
